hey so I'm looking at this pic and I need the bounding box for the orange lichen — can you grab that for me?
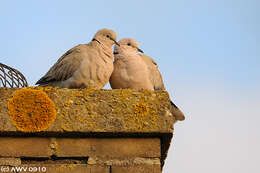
[8,88,56,132]
[120,102,159,131]
[134,103,150,116]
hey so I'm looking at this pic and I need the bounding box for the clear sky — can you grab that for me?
[1,0,259,172]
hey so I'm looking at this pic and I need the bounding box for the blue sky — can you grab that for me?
[1,0,259,172]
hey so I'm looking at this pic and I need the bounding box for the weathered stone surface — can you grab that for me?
[109,158,161,173]
[0,87,175,133]
[103,157,160,166]
[0,137,52,157]
[0,158,21,166]
[112,164,161,173]
[55,138,160,158]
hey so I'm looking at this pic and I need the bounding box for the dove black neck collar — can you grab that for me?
[92,38,101,44]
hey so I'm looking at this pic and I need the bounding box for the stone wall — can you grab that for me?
[0,87,176,173]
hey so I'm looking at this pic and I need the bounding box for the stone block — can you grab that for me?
[0,137,51,157]
[112,165,161,173]
[0,88,175,133]
[55,138,161,159]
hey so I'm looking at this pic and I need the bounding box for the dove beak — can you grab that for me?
[137,48,144,53]
[111,38,120,46]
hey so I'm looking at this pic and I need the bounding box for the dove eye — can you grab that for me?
[106,35,110,38]
[127,43,131,46]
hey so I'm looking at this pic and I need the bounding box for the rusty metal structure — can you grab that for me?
[0,62,28,88]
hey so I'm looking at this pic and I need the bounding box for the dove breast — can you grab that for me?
[110,52,153,90]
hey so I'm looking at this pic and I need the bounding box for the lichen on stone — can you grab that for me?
[134,103,150,116]
[8,88,56,132]
[1,87,174,133]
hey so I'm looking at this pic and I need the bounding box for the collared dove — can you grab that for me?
[110,38,185,121]
[36,28,119,89]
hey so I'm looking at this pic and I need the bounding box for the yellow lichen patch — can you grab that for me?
[134,103,150,116]
[121,102,159,131]
[8,88,56,132]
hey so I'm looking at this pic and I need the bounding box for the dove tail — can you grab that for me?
[170,101,185,121]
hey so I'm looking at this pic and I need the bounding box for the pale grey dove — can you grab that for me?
[110,38,185,121]
[36,28,119,89]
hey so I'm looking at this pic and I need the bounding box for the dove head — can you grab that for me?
[114,38,144,56]
[93,28,119,47]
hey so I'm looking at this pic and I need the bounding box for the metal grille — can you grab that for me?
[0,62,28,88]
